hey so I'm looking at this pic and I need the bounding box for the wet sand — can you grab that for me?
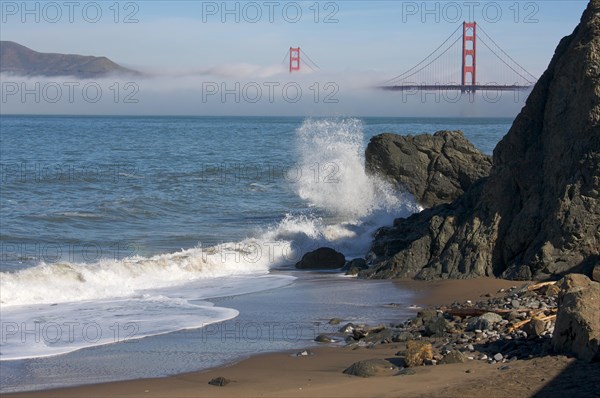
[7,277,596,398]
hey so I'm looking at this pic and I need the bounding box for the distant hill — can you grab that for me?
[0,41,138,78]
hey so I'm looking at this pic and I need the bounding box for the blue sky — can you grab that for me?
[1,1,587,75]
[0,1,590,116]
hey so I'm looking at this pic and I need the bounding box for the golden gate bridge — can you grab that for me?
[286,22,537,94]
[380,21,537,93]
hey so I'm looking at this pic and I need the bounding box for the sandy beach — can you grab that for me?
[9,277,598,398]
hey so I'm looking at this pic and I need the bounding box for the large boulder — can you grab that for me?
[365,131,492,208]
[552,274,600,362]
[295,247,345,269]
[362,0,600,281]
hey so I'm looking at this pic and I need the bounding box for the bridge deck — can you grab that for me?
[380,85,533,92]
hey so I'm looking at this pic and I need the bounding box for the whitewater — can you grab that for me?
[0,118,420,360]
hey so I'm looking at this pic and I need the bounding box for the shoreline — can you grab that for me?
[4,277,553,398]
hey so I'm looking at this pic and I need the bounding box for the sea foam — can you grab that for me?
[0,118,418,360]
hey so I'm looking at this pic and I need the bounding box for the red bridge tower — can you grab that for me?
[462,22,477,93]
[289,47,301,73]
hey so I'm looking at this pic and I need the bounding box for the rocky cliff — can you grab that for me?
[363,0,600,281]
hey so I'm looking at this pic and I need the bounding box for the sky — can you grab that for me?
[0,0,590,116]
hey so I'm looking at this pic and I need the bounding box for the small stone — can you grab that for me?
[466,369,472,373]
[467,344,475,351]
[208,377,231,387]
[499,365,511,371]
[480,354,488,361]
[329,318,342,325]
[493,353,503,361]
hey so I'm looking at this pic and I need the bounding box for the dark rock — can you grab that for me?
[397,368,417,375]
[365,130,492,208]
[342,359,398,377]
[342,258,368,276]
[363,329,394,344]
[441,350,466,364]
[295,247,345,270]
[468,313,503,331]
[417,309,439,322]
[552,274,600,362]
[329,318,343,325]
[392,331,415,342]
[424,317,449,337]
[339,323,356,333]
[362,1,600,281]
[208,377,231,387]
[345,266,362,276]
[314,334,334,343]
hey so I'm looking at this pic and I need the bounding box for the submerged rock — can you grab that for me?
[363,1,600,281]
[314,334,334,343]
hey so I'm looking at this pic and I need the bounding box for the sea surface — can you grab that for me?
[0,115,511,391]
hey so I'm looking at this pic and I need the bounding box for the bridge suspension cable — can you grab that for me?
[382,24,462,85]
[476,25,537,84]
[381,22,537,92]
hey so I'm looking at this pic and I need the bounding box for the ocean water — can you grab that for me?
[0,115,510,391]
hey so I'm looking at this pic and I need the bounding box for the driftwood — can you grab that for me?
[527,281,557,291]
[444,308,512,318]
[444,307,557,318]
[507,313,558,333]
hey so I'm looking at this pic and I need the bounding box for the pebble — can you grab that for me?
[336,281,559,374]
